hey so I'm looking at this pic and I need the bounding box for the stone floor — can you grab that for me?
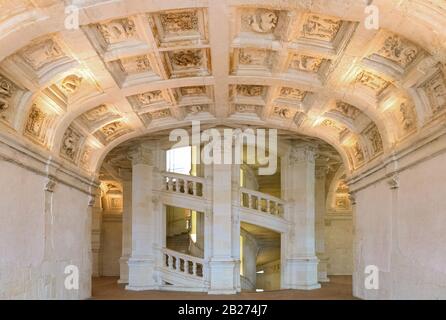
[92,275,355,300]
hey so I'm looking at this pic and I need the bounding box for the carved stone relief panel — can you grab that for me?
[118,55,152,74]
[238,48,273,67]
[288,54,324,73]
[96,18,137,45]
[180,86,206,97]
[19,37,65,70]
[80,104,118,128]
[272,106,293,119]
[398,102,417,133]
[234,104,261,114]
[60,126,83,162]
[24,104,56,145]
[0,74,18,124]
[165,49,210,78]
[355,70,390,95]
[321,119,343,132]
[149,108,172,120]
[421,69,446,115]
[376,35,420,68]
[279,87,307,101]
[150,9,207,46]
[80,145,93,169]
[351,141,365,165]
[60,74,83,95]
[95,121,131,144]
[332,101,361,120]
[363,123,383,156]
[236,85,265,97]
[301,13,342,42]
[185,104,209,115]
[240,8,280,35]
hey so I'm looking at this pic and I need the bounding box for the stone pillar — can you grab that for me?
[118,176,132,284]
[126,145,157,290]
[208,139,237,294]
[315,165,329,282]
[91,192,102,277]
[281,143,320,290]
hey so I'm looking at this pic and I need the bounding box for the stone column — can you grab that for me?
[208,139,237,294]
[91,192,102,277]
[315,164,329,282]
[281,143,320,290]
[118,175,132,284]
[126,145,157,290]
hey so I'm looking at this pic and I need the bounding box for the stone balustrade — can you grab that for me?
[162,172,204,197]
[162,248,204,278]
[240,187,285,217]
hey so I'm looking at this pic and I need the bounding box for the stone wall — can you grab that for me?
[325,217,353,275]
[101,214,122,276]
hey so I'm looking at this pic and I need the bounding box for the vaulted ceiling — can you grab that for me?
[0,0,445,178]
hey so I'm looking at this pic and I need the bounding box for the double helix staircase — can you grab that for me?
[156,171,289,291]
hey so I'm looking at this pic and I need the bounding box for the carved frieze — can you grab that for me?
[239,48,272,66]
[150,109,171,120]
[82,104,112,124]
[235,104,260,113]
[302,14,342,42]
[186,104,208,114]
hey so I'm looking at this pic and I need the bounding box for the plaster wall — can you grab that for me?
[0,160,91,299]
[353,151,446,299]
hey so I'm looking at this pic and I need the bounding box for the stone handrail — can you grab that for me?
[162,247,204,278]
[240,187,285,217]
[162,172,205,197]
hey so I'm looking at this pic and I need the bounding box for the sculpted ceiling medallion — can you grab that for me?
[301,13,342,42]
[376,35,420,68]
[96,18,137,45]
[355,70,390,94]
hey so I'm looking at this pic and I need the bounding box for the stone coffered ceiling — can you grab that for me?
[0,0,445,177]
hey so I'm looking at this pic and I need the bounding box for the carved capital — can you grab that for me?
[45,177,56,193]
[387,174,400,189]
[288,143,316,164]
[348,192,356,205]
[315,165,329,179]
[128,145,153,166]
